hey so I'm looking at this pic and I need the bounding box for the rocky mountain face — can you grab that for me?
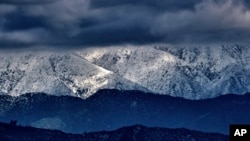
[0,44,249,99]
[0,121,229,141]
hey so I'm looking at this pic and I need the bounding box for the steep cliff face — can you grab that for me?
[0,44,249,99]
[78,44,250,99]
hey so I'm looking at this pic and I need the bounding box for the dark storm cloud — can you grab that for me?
[0,0,250,49]
[2,14,47,31]
[90,0,200,11]
[0,0,57,4]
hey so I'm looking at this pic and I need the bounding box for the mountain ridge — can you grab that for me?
[77,44,250,99]
[1,44,250,99]
[0,52,148,99]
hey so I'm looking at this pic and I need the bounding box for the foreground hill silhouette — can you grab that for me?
[0,121,228,141]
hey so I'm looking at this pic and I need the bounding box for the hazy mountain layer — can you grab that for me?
[0,122,228,141]
[0,90,249,134]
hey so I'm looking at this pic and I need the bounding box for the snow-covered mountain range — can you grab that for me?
[0,44,250,99]
[0,52,147,98]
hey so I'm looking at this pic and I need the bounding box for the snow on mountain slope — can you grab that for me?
[0,52,148,98]
[1,44,250,100]
[77,44,250,99]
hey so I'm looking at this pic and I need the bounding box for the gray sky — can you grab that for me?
[0,0,250,49]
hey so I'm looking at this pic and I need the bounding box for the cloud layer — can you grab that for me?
[0,0,250,49]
